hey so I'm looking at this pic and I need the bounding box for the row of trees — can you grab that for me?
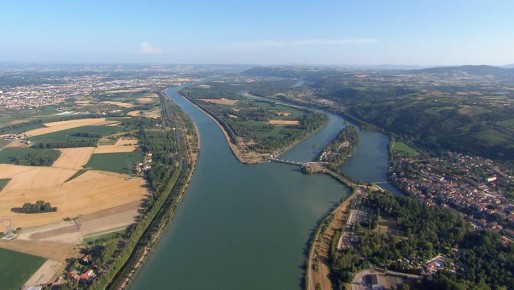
[33,137,99,149]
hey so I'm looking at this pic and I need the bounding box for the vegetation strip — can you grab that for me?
[86,91,199,290]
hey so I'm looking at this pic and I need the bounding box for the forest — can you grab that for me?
[318,125,358,168]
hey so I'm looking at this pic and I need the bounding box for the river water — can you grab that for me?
[130,87,396,290]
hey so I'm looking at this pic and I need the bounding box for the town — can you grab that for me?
[0,65,199,110]
[390,151,514,239]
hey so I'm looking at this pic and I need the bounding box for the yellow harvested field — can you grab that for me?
[103,101,135,108]
[52,147,95,170]
[0,164,146,231]
[269,120,300,125]
[127,109,161,119]
[94,144,137,154]
[23,118,115,137]
[137,97,156,104]
[0,164,76,191]
[198,98,238,105]
[115,138,138,146]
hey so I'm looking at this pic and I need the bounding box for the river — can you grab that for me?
[130,86,397,290]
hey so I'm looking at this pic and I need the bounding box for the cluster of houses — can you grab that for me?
[67,255,97,285]
[391,152,514,235]
[0,133,31,145]
[134,153,153,175]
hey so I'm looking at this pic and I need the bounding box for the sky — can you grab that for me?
[1,0,514,66]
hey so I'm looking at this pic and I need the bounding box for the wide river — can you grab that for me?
[130,86,398,290]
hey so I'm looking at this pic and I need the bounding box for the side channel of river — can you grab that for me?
[130,86,396,290]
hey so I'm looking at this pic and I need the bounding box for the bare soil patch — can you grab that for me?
[77,201,139,237]
[277,112,291,116]
[269,120,300,125]
[198,98,238,105]
[23,118,113,137]
[52,147,95,170]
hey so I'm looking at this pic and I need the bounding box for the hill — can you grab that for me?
[410,65,514,76]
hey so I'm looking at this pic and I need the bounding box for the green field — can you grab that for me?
[27,125,123,143]
[391,141,419,156]
[0,248,46,290]
[86,151,144,174]
[0,179,11,191]
[0,139,9,149]
[0,147,61,166]
[0,122,45,134]
[83,228,125,244]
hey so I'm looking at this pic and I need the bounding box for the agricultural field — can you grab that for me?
[0,179,11,191]
[391,141,419,157]
[0,248,46,290]
[0,147,61,166]
[24,118,118,137]
[86,151,144,174]
[0,164,145,231]
[27,124,122,144]
[52,147,95,170]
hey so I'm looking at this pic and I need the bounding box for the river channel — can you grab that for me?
[130,86,396,290]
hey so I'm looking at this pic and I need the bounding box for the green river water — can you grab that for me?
[130,86,396,290]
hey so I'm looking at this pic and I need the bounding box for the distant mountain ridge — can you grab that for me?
[410,65,514,76]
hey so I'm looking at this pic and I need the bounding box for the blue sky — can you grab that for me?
[1,0,513,65]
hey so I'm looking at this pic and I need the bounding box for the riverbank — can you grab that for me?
[307,189,360,290]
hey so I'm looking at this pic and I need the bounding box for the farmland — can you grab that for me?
[0,147,61,166]
[391,140,419,157]
[0,179,11,191]
[86,151,144,174]
[0,248,46,290]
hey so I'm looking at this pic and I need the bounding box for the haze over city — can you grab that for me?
[1,0,514,66]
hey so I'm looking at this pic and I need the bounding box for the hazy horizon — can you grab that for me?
[1,1,514,66]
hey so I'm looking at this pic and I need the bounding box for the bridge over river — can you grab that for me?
[268,157,362,190]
